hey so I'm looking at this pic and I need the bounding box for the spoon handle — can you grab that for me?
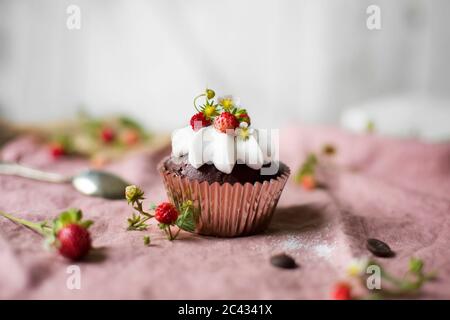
[0,162,70,183]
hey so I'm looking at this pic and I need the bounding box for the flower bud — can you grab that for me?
[206,89,215,100]
[125,185,144,203]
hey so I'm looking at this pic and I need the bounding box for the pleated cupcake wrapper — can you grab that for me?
[158,159,290,237]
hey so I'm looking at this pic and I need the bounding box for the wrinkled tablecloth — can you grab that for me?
[0,126,449,299]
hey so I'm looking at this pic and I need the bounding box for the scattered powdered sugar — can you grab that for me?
[275,235,336,259]
[247,224,337,260]
[282,235,305,251]
[313,244,334,258]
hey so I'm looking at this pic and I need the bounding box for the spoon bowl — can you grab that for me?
[72,170,130,199]
[0,162,130,199]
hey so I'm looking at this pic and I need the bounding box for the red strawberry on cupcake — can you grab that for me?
[213,112,239,133]
[190,112,211,131]
[235,109,251,126]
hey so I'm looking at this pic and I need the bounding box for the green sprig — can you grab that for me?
[294,153,318,183]
[125,185,196,243]
[362,257,436,299]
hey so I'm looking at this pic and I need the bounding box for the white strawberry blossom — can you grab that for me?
[347,257,370,277]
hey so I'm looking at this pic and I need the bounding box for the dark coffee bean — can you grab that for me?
[366,238,394,257]
[270,253,297,269]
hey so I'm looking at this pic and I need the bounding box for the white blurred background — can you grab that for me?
[0,0,449,139]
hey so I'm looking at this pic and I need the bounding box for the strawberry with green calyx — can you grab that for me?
[156,200,195,240]
[191,88,219,130]
[155,202,179,225]
[156,202,180,241]
[190,112,211,131]
[52,209,93,260]
[125,185,196,242]
[189,100,219,130]
[234,108,251,126]
[0,208,93,261]
[191,88,252,133]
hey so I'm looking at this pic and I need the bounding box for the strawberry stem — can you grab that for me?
[193,93,205,112]
[133,202,154,218]
[167,225,174,240]
[0,211,51,236]
[173,227,181,240]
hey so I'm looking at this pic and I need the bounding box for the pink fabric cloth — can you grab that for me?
[0,126,449,299]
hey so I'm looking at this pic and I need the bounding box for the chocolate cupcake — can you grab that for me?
[158,89,290,237]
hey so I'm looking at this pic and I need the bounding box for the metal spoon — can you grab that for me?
[0,162,130,199]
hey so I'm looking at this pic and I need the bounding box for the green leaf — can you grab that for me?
[127,213,148,231]
[52,219,63,234]
[294,153,318,183]
[409,257,424,274]
[143,235,151,246]
[58,211,73,225]
[119,116,143,130]
[58,208,82,225]
[80,220,94,229]
[68,208,82,222]
[176,201,196,233]
[53,208,89,234]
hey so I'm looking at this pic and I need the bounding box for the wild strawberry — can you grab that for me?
[155,202,179,225]
[301,175,316,191]
[48,142,65,159]
[100,127,115,143]
[190,112,211,131]
[57,224,92,261]
[0,208,93,261]
[237,112,251,125]
[213,112,239,133]
[121,129,140,146]
[331,282,352,300]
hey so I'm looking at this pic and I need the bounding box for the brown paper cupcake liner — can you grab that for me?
[158,159,290,237]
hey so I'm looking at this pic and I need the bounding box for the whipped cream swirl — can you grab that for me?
[171,126,274,174]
